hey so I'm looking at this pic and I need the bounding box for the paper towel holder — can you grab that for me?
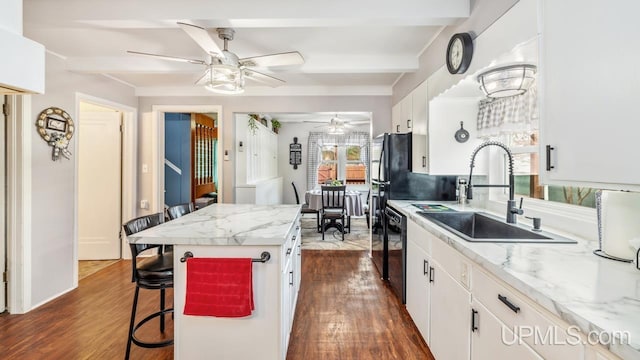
[593,190,634,263]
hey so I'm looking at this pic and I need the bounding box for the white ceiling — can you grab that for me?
[23,0,470,96]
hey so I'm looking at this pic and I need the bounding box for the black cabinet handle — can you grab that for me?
[471,309,478,332]
[286,248,292,255]
[423,259,429,275]
[429,266,435,283]
[396,124,400,132]
[407,119,412,128]
[289,271,294,285]
[498,294,520,313]
[545,145,555,171]
[422,156,426,168]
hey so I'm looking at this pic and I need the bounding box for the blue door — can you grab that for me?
[165,113,191,207]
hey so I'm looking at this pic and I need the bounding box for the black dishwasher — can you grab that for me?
[383,205,406,304]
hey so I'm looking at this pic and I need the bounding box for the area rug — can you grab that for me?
[301,215,371,250]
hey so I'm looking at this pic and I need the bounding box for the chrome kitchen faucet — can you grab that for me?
[466,141,523,224]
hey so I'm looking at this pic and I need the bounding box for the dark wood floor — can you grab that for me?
[0,251,433,360]
[287,251,433,360]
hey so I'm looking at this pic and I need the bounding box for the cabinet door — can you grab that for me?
[539,0,640,191]
[281,259,292,359]
[400,95,412,133]
[412,81,429,174]
[392,103,402,133]
[471,299,542,360]
[406,237,431,341]
[429,260,471,360]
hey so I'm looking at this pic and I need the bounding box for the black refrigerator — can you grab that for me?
[371,132,457,303]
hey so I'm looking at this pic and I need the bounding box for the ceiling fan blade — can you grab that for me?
[127,50,205,65]
[240,51,304,67]
[243,69,285,87]
[177,22,223,56]
[194,68,211,85]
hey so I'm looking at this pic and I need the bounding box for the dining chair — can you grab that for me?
[363,189,371,228]
[320,185,347,241]
[167,202,195,220]
[122,213,174,360]
[292,182,320,231]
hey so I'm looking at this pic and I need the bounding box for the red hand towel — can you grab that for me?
[183,257,254,318]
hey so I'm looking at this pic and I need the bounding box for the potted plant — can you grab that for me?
[248,113,259,135]
[271,118,281,134]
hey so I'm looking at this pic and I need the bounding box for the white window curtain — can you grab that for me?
[307,131,370,189]
[476,84,538,138]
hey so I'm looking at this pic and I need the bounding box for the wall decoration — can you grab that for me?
[36,107,74,161]
[289,137,302,169]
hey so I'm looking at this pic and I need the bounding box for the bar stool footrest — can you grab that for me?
[131,308,175,348]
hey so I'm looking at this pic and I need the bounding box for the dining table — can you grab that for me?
[305,188,364,233]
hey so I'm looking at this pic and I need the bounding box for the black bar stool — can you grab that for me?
[122,213,174,360]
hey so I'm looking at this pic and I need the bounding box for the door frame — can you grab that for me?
[151,105,223,214]
[6,95,32,314]
[74,93,137,278]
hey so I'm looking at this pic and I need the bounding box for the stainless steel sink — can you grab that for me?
[417,211,577,244]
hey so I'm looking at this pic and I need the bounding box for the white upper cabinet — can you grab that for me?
[411,81,429,174]
[392,80,429,173]
[539,0,640,191]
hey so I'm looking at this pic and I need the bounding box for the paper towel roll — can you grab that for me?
[601,190,640,260]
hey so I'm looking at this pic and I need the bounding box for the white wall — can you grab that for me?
[277,121,370,205]
[28,53,136,308]
[137,96,390,209]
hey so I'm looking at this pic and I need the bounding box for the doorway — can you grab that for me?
[78,102,122,262]
[151,105,223,213]
[74,94,137,285]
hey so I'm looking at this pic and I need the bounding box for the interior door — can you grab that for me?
[78,110,122,260]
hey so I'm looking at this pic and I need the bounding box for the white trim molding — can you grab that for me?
[6,95,32,314]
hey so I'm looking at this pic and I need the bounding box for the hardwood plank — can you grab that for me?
[287,250,434,360]
[0,260,173,360]
[0,251,433,360]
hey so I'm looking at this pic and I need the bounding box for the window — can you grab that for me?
[501,131,597,208]
[317,145,366,184]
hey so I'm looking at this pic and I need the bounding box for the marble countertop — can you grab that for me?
[128,204,301,246]
[388,200,640,359]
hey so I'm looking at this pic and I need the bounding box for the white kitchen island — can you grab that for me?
[128,204,302,360]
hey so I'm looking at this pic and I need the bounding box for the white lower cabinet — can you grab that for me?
[430,259,471,360]
[471,299,542,360]
[405,218,591,360]
[406,221,431,341]
[584,344,623,360]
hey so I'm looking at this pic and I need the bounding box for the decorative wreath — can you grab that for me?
[36,107,75,161]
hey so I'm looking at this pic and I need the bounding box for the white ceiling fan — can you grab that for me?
[310,114,369,133]
[128,22,304,94]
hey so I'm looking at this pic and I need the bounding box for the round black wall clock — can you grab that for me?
[446,32,474,74]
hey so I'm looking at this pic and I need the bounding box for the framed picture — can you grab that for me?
[46,116,67,132]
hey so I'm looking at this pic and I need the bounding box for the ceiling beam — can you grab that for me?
[64,55,419,74]
[24,0,470,28]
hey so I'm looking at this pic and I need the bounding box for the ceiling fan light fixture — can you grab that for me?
[477,64,536,98]
[204,64,245,95]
